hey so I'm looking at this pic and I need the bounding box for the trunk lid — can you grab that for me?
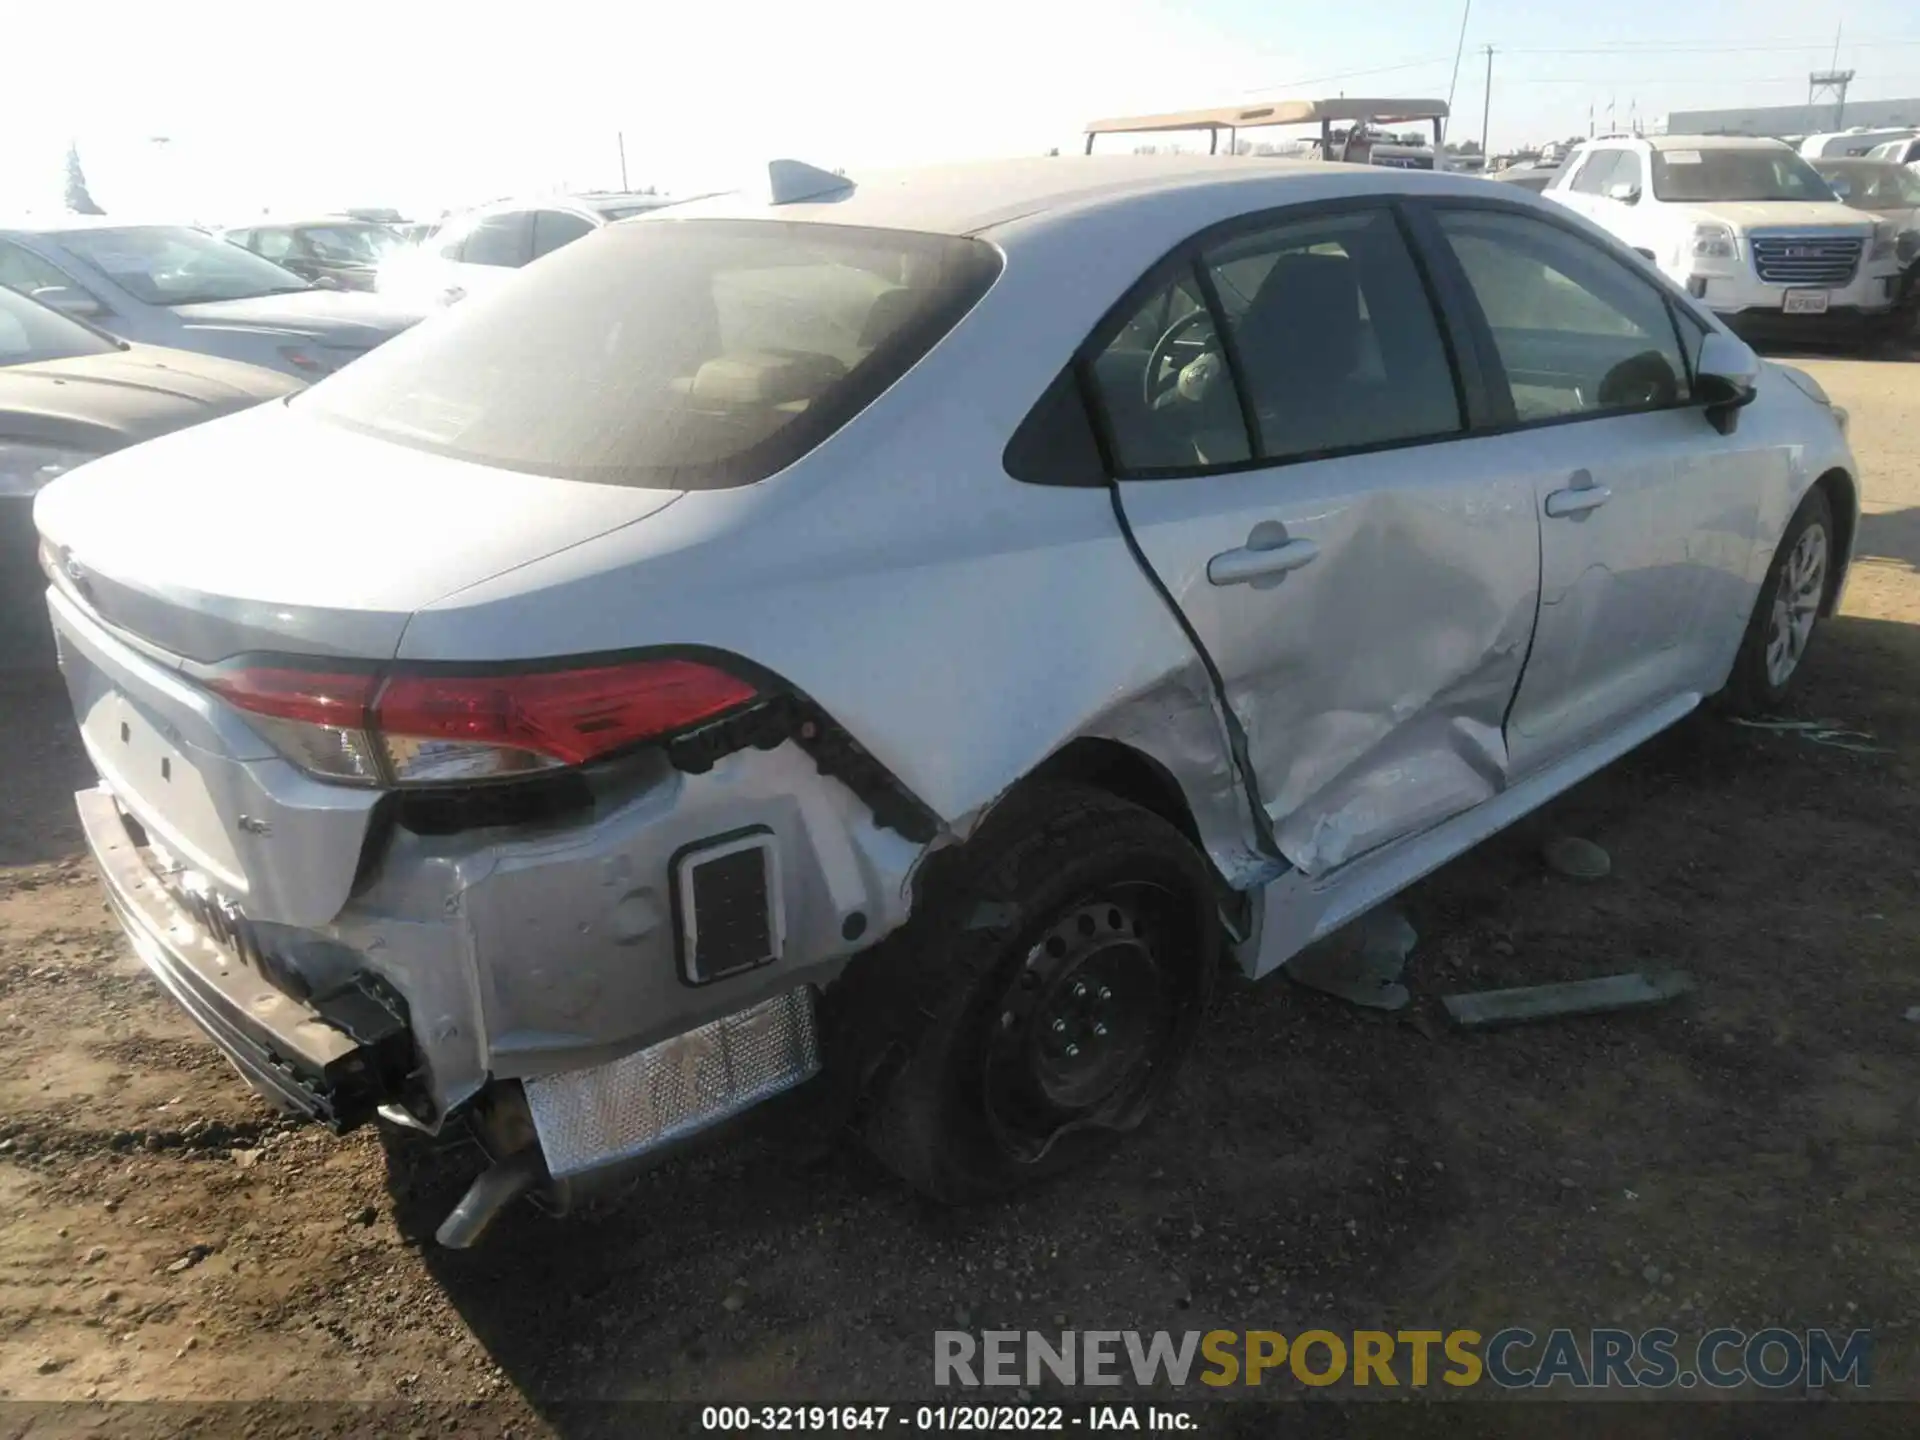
[33,402,684,663]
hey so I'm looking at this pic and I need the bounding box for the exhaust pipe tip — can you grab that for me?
[435,1146,545,1249]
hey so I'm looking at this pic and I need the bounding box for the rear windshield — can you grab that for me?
[1649,148,1836,204]
[301,219,1001,489]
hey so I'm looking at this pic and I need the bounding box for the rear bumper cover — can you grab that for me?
[78,784,414,1129]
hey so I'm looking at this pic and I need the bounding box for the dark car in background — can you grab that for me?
[220,217,408,293]
[0,284,299,666]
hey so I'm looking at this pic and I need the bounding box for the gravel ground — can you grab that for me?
[1,355,1917,1433]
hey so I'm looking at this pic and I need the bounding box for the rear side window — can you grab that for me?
[532,210,595,259]
[1201,209,1461,461]
[1087,270,1251,472]
[301,219,1001,489]
[457,211,535,267]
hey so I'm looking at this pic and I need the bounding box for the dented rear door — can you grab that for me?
[1094,203,1542,876]
[1114,439,1541,875]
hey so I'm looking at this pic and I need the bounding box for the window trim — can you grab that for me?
[1406,194,1722,441]
[1067,195,1476,484]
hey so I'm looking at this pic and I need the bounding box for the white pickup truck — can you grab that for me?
[1546,134,1906,343]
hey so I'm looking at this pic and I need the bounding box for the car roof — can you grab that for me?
[652,154,1488,239]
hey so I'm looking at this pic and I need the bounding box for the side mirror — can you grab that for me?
[310,274,341,291]
[1696,331,1760,435]
[30,284,106,319]
[1606,181,1642,204]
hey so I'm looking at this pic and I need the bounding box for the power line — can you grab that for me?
[1239,55,1453,95]
[1505,38,1920,55]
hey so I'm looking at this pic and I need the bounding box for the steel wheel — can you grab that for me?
[981,885,1188,1165]
[1765,521,1829,689]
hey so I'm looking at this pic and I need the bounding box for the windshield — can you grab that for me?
[302,224,405,263]
[52,226,313,306]
[0,284,118,366]
[301,219,1001,489]
[1816,163,1920,208]
[1650,148,1837,204]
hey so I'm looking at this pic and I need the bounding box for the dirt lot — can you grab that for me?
[2,357,1917,1430]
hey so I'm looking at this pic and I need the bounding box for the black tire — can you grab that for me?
[1721,485,1835,715]
[823,784,1220,1204]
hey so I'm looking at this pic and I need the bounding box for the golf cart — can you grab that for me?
[1083,97,1450,171]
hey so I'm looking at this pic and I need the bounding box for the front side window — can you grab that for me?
[1437,209,1690,422]
[301,219,1001,489]
[0,282,117,364]
[1201,209,1461,461]
[1569,149,1624,195]
[248,229,297,262]
[0,239,81,299]
[50,226,311,305]
[1650,147,1835,203]
[1612,151,1647,197]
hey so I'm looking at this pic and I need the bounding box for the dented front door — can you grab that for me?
[1114,441,1540,874]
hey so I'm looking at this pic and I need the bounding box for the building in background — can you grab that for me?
[1652,97,1920,139]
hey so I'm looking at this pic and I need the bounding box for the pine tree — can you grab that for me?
[65,142,105,215]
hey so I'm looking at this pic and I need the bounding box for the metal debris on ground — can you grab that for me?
[1285,905,1415,1011]
[1442,970,1694,1030]
[1728,717,1892,754]
[1543,836,1611,881]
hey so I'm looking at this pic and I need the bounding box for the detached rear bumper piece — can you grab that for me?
[77,784,415,1130]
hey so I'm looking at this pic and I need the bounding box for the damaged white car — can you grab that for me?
[33,155,1858,1245]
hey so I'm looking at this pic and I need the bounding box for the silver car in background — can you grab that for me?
[32,156,1859,1246]
[376,191,674,309]
[0,220,427,379]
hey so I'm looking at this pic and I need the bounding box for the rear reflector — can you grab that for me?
[207,658,758,787]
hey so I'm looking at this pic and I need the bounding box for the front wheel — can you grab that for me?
[830,785,1220,1204]
[1722,486,1835,714]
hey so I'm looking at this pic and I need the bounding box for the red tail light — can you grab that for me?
[208,658,758,786]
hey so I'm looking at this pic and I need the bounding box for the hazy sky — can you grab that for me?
[4,0,1919,219]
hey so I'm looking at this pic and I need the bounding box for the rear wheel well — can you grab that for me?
[1813,468,1856,615]
[1022,738,1206,855]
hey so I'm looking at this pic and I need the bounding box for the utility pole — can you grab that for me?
[617,132,629,191]
[1480,45,1495,158]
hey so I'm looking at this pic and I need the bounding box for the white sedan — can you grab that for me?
[33,154,1858,1243]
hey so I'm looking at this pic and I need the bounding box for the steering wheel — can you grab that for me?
[1142,309,1219,408]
